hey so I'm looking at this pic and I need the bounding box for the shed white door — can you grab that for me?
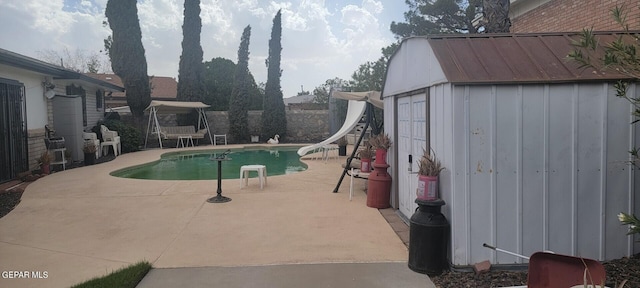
[397,94,428,219]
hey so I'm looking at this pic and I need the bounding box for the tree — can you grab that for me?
[261,10,287,140]
[203,57,235,111]
[177,0,205,126]
[37,48,111,73]
[203,57,263,111]
[105,0,151,125]
[481,0,511,33]
[312,78,351,105]
[350,58,386,92]
[246,74,264,110]
[228,26,252,143]
[390,0,482,38]
[349,43,397,93]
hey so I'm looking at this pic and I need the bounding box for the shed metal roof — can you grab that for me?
[422,31,635,84]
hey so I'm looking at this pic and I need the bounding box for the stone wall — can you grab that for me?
[283,110,330,143]
[152,110,330,144]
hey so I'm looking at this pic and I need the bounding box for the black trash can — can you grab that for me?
[408,199,449,276]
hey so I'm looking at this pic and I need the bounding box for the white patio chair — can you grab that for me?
[100,125,121,156]
[82,132,101,158]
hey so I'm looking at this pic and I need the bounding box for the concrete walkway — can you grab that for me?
[138,262,430,288]
[0,145,434,288]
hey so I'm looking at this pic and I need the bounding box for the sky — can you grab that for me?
[0,0,405,98]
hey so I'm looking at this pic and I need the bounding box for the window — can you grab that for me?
[96,90,103,110]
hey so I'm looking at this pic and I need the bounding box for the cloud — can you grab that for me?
[0,0,399,97]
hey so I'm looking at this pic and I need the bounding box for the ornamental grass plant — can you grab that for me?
[417,148,444,177]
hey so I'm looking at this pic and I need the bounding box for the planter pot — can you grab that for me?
[251,135,259,143]
[417,175,438,201]
[338,145,347,156]
[360,158,371,172]
[41,164,50,175]
[84,153,96,165]
[367,162,391,208]
[375,148,387,164]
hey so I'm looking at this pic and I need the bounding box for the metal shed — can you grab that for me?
[382,32,640,266]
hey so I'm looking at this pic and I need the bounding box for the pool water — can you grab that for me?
[111,147,307,180]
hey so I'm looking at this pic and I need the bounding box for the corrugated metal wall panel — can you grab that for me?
[520,85,546,258]
[603,83,632,260]
[444,82,637,266]
[495,85,521,264]
[450,84,468,265]
[545,85,575,255]
[575,84,604,259]
[467,86,495,263]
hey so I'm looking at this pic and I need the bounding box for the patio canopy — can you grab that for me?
[145,100,210,114]
[144,100,213,149]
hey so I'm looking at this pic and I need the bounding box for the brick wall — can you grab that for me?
[511,0,640,33]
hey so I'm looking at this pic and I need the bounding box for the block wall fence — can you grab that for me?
[154,110,330,144]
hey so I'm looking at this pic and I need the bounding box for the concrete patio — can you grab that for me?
[0,145,434,287]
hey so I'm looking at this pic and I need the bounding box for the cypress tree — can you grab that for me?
[105,0,151,125]
[261,10,287,141]
[228,25,252,143]
[177,0,205,126]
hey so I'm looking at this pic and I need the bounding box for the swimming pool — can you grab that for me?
[111,146,308,180]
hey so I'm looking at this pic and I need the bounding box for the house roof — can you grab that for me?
[403,31,634,85]
[0,48,124,92]
[84,73,177,99]
[284,94,315,105]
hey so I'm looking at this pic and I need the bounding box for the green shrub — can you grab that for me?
[618,212,640,237]
[93,120,142,154]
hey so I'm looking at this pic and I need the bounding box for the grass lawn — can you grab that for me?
[70,261,152,288]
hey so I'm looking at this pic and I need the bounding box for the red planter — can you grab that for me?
[41,164,50,175]
[375,149,387,164]
[416,175,438,201]
[367,162,392,208]
[360,158,371,172]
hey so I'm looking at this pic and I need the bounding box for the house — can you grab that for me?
[0,48,124,182]
[382,32,639,267]
[283,94,326,110]
[84,73,177,108]
[510,0,640,32]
